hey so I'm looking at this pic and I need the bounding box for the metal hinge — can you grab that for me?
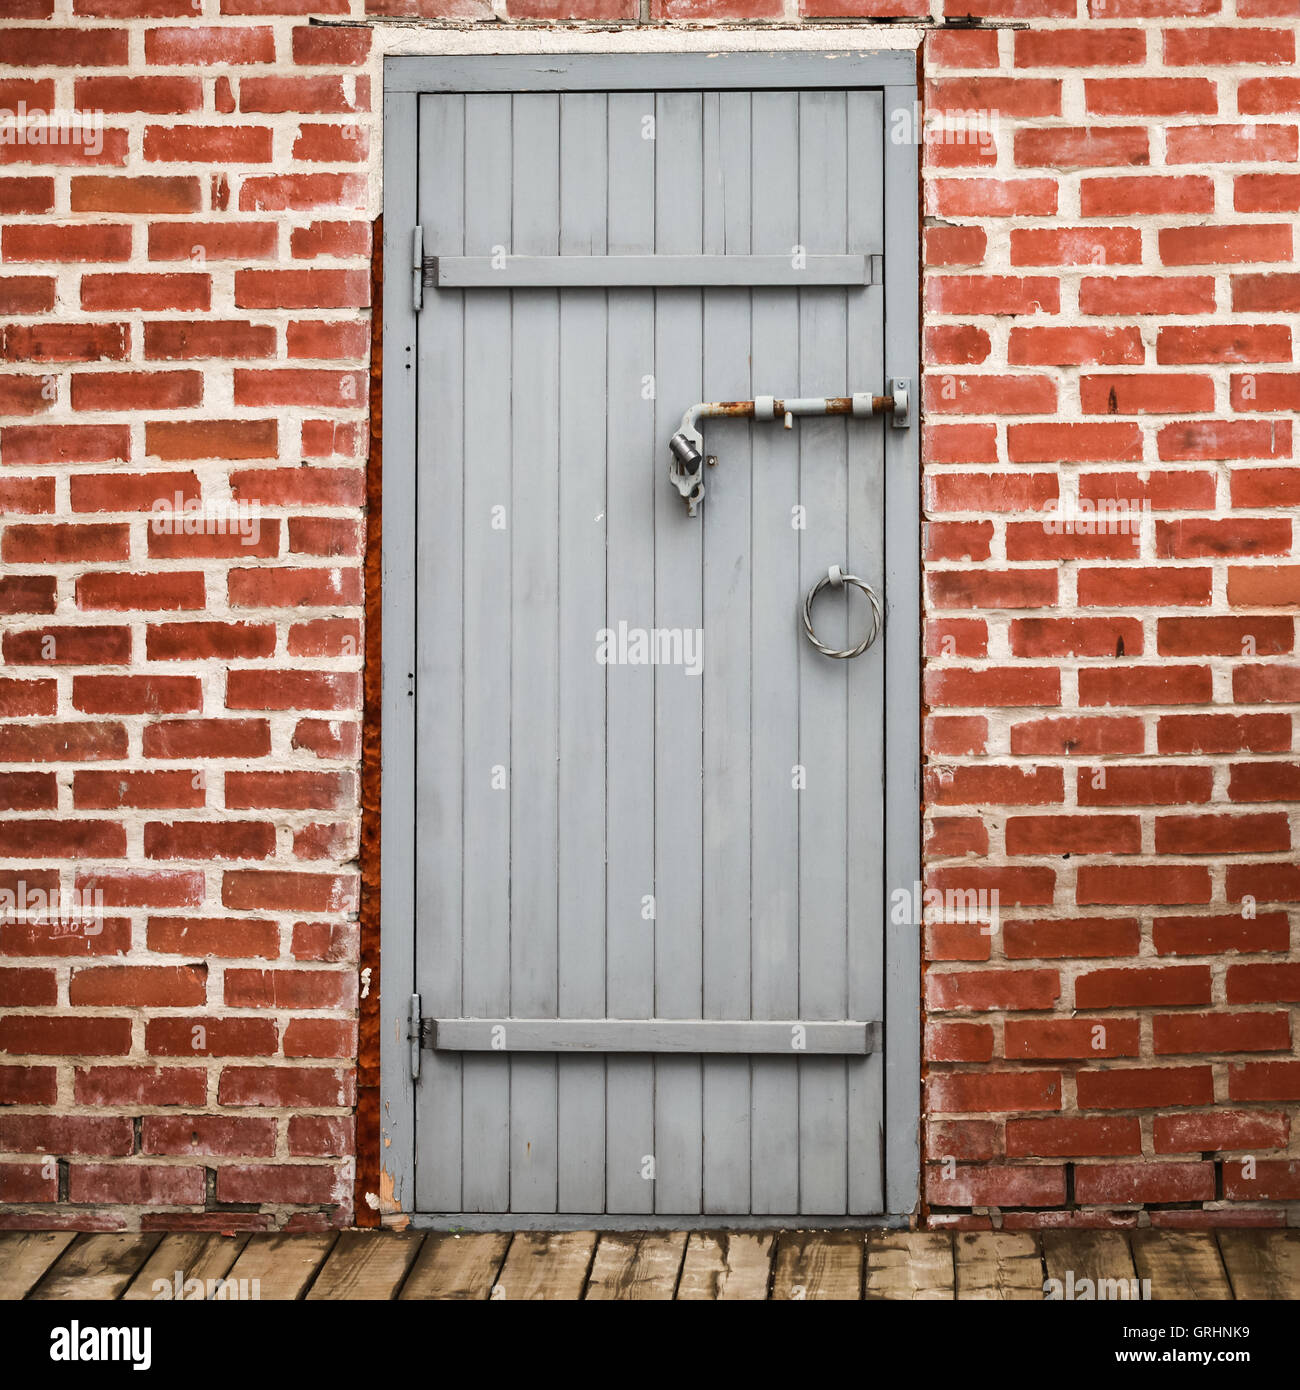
[411,226,423,313]
[409,993,424,1079]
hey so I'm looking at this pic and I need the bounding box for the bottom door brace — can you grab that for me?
[428,1018,882,1055]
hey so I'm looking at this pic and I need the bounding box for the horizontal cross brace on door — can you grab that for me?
[427,1017,882,1054]
[425,251,881,291]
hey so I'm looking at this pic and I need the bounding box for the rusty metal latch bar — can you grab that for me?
[668,383,911,516]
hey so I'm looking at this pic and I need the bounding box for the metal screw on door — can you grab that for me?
[802,565,883,660]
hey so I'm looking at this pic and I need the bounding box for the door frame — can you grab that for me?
[379,48,921,1225]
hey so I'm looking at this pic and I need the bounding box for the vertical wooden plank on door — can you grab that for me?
[509,92,562,1214]
[603,90,657,1216]
[700,89,753,1216]
[380,84,419,1213]
[795,88,850,1216]
[747,88,802,1216]
[460,92,514,1212]
[652,88,704,1216]
[845,89,886,1215]
[414,92,466,1211]
[556,90,608,1214]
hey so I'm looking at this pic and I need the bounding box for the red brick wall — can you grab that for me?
[0,2,1296,1231]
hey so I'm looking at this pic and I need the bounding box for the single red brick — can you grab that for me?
[77,572,205,612]
[1075,1162,1215,1205]
[0,1015,132,1056]
[1,423,130,465]
[282,1018,356,1057]
[1229,1061,1300,1102]
[1077,1065,1214,1109]
[0,818,126,859]
[1076,764,1213,805]
[1,322,129,364]
[1226,963,1300,1004]
[0,721,126,761]
[1154,1110,1289,1153]
[1154,911,1289,956]
[1012,326,1145,366]
[145,821,276,861]
[1156,811,1289,854]
[1011,716,1144,756]
[1006,813,1141,855]
[74,770,204,811]
[145,622,276,661]
[72,675,202,715]
[1005,1017,1140,1059]
[1003,917,1141,959]
[928,1163,1066,1207]
[142,719,270,759]
[141,1115,276,1157]
[1157,324,1291,363]
[217,1066,354,1107]
[927,969,1060,1012]
[221,871,357,914]
[1158,712,1291,754]
[1014,127,1149,169]
[1222,1161,1300,1202]
[73,1066,205,1107]
[927,275,1059,315]
[1007,1115,1142,1158]
[71,369,202,412]
[146,916,279,958]
[287,1116,353,1157]
[1009,617,1143,658]
[144,25,277,63]
[0,1066,58,1105]
[1167,27,1294,64]
[145,419,276,461]
[1169,123,1297,164]
[69,1163,204,1205]
[1011,225,1142,265]
[1076,864,1212,906]
[925,226,987,268]
[144,320,275,360]
[1079,660,1214,704]
[145,1016,278,1057]
[1156,1010,1291,1054]
[1081,175,1214,216]
[928,1070,1062,1114]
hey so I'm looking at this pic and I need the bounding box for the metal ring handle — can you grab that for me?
[801,564,883,660]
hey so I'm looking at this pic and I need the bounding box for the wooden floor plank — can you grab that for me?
[584,1232,687,1300]
[28,1233,162,1301]
[1217,1230,1300,1301]
[399,1232,512,1300]
[676,1232,775,1301]
[1042,1230,1140,1300]
[771,1231,864,1300]
[954,1232,1044,1300]
[220,1232,336,1301]
[305,1230,423,1300]
[0,1231,77,1301]
[865,1232,954,1300]
[492,1231,596,1301]
[122,1233,249,1301]
[1131,1231,1231,1302]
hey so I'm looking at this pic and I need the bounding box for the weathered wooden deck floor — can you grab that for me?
[2,1228,1297,1301]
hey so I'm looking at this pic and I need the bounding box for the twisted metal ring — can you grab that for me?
[801,564,883,660]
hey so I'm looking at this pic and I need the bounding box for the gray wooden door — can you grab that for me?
[410,79,894,1218]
